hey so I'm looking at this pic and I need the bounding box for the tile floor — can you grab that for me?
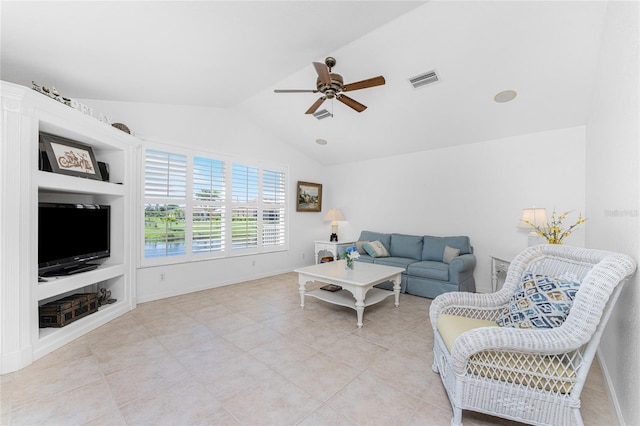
[1,272,617,425]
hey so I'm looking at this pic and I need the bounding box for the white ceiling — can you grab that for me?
[1,1,609,165]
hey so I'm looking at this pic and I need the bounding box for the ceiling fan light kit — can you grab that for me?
[275,56,385,115]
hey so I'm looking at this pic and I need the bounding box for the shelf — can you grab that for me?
[306,288,394,310]
[35,299,130,359]
[37,171,125,196]
[36,264,126,301]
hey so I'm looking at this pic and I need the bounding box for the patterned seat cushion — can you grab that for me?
[496,272,580,329]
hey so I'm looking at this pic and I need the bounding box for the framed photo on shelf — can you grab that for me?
[40,132,102,180]
[296,181,322,212]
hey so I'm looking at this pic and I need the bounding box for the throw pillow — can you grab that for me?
[443,245,460,264]
[496,272,580,329]
[355,241,369,255]
[362,240,390,258]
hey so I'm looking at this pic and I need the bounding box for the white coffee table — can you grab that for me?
[294,260,405,327]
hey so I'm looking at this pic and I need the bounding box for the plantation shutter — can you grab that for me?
[143,149,187,258]
[192,157,226,254]
[262,169,286,247]
[231,163,259,250]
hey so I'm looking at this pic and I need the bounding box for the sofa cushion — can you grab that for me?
[355,241,368,255]
[496,272,580,329]
[390,234,423,260]
[358,231,391,252]
[443,245,460,264]
[407,261,449,281]
[373,256,418,269]
[422,236,472,261]
[363,240,390,258]
[356,254,375,263]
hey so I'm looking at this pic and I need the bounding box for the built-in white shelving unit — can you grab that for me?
[0,81,138,373]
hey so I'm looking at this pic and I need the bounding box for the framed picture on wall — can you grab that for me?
[40,132,102,180]
[296,181,322,212]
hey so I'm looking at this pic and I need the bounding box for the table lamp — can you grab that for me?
[324,208,346,242]
[519,207,548,246]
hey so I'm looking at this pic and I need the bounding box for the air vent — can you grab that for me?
[408,69,440,89]
[313,109,333,120]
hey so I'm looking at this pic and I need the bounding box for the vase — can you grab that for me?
[345,259,354,270]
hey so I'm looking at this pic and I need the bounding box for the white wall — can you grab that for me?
[324,126,586,293]
[81,99,327,302]
[585,1,639,425]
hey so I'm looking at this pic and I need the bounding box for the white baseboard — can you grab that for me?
[597,347,624,425]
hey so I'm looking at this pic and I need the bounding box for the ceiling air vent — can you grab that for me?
[408,69,440,89]
[313,109,333,120]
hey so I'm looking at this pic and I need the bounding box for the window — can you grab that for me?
[193,157,225,254]
[143,146,287,264]
[231,163,259,251]
[144,149,187,258]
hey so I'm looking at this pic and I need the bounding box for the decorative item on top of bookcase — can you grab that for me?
[31,81,112,124]
[111,123,131,134]
[296,181,322,212]
[40,132,103,180]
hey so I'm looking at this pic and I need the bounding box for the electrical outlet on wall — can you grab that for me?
[159,273,165,281]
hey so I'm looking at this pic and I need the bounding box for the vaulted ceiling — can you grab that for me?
[1,1,609,165]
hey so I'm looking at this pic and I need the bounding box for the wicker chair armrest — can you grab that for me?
[449,326,580,374]
[429,290,511,327]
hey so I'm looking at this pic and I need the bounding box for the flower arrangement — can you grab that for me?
[342,245,360,269]
[525,210,587,244]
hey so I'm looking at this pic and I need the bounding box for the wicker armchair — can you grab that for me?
[430,245,636,426]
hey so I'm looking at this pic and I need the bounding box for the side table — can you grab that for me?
[490,255,511,292]
[314,240,355,264]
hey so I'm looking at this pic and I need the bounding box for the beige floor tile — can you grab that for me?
[9,354,100,409]
[119,378,229,425]
[325,372,420,425]
[274,352,362,402]
[221,322,285,351]
[317,332,389,371]
[8,378,117,425]
[105,356,190,407]
[154,322,217,354]
[95,336,173,375]
[220,368,321,425]
[298,403,359,426]
[248,335,318,369]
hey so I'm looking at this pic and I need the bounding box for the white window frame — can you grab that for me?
[141,141,289,267]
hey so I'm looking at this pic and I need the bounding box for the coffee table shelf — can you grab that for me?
[306,287,394,309]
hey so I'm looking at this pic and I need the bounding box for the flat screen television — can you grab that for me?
[38,203,111,276]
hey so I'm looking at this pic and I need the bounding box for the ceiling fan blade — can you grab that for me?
[305,97,326,114]
[343,76,386,92]
[274,89,318,93]
[313,62,331,86]
[337,94,367,112]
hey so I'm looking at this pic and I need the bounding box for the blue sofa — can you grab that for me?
[351,230,476,299]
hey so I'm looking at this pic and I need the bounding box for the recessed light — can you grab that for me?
[494,90,517,103]
[315,138,327,145]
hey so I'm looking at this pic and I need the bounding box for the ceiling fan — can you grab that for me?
[274,57,385,114]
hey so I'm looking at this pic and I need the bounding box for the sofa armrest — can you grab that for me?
[448,254,476,284]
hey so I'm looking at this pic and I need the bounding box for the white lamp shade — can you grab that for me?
[324,208,346,222]
[519,208,548,229]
